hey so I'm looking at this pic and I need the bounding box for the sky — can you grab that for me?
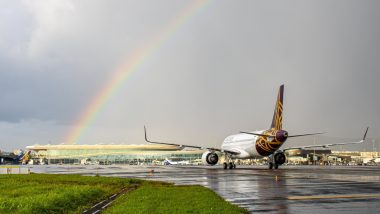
[0,0,379,152]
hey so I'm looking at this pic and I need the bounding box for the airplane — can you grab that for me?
[19,150,31,165]
[163,158,190,165]
[0,150,31,165]
[144,85,369,169]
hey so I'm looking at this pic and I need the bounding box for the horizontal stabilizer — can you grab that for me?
[239,131,274,138]
[287,132,325,138]
[240,131,324,138]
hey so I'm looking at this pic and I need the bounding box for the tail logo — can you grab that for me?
[270,85,284,130]
[257,85,285,156]
[255,130,285,156]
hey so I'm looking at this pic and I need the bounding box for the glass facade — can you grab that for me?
[26,144,205,165]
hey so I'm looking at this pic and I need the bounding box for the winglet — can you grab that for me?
[362,127,369,142]
[144,126,150,143]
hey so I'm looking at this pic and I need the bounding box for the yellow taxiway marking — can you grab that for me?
[0,166,20,168]
[288,194,380,200]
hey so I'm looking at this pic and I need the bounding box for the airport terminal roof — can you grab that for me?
[26,144,181,151]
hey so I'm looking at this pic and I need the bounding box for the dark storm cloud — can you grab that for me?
[0,0,379,151]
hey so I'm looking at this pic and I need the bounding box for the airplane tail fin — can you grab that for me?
[270,85,284,130]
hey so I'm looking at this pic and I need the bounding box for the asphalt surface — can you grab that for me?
[31,165,380,214]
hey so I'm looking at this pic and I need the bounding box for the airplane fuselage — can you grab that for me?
[221,129,288,159]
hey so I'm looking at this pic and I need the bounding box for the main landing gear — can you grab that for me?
[268,151,286,170]
[223,154,236,169]
[268,162,279,169]
[223,162,236,169]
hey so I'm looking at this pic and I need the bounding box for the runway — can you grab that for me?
[31,165,380,213]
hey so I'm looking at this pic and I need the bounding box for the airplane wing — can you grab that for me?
[283,127,369,151]
[144,126,240,155]
[222,148,241,155]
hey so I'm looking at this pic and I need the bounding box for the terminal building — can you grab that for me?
[284,149,380,165]
[26,144,205,165]
[25,144,379,166]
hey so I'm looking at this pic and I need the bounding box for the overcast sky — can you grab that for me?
[0,0,379,152]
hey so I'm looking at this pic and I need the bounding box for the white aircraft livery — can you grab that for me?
[145,85,368,169]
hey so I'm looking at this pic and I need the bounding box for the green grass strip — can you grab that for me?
[0,174,140,214]
[0,174,247,214]
[105,182,248,214]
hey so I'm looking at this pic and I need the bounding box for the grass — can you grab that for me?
[0,174,247,214]
[0,174,140,214]
[104,181,248,214]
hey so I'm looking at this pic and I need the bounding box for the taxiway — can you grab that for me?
[31,165,380,213]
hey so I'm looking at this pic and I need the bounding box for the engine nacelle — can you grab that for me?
[274,152,286,165]
[202,151,219,165]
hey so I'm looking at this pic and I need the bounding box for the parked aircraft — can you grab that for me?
[145,85,368,169]
[0,150,31,165]
[163,158,190,165]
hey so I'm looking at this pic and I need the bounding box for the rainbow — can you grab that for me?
[65,0,212,144]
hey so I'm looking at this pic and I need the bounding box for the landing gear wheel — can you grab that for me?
[228,162,234,169]
[223,162,227,169]
[274,164,279,169]
[269,162,273,169]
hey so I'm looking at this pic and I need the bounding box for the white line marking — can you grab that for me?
[92,210,101,214]
[91,200,105,209]
[102,201,113,209]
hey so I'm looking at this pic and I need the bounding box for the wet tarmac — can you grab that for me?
[31,165,380,213]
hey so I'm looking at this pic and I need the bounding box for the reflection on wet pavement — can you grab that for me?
[31,165,380,213]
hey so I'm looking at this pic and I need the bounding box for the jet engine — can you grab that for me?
[274,152,286,165]
[202,151,219,165]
